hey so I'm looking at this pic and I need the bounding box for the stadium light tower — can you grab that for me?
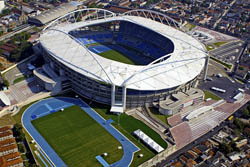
[203,54,210,81]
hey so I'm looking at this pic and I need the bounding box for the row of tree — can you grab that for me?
[13,124,38,167]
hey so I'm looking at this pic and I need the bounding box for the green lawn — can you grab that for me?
[32,105,123,167]
[12,101,38,124]
[210,57,232,69]
[184,23,196,31]
[86,101,167,167]
[213,41,227,47]
[13,76,25,84]
[206,44,215,51]
[204,90,222,100]
[99,49,135,65]
[148,107,171,127]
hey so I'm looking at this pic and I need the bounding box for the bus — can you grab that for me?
[210,87,226,93]
[228,115,234,121]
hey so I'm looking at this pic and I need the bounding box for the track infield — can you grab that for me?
[22,97,139,167]
[32,105,123,167]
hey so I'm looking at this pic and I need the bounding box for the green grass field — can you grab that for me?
[148,107,171,127]
[56,92,168,166]
[204,90,222,100]
[13,76,25,84]
[206,44,215,51]
[32,105,123,167]
[84,100,167,167]
[213,41,227,47]
[99,49,136,65]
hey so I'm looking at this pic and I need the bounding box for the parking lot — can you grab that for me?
[198,76,248,101]
[209,40,245,64]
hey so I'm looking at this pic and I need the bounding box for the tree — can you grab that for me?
[234,118,245,131]
[0,63,4,71]
[242,109,249,118]
[18,144,25,153]
[0,8,11,17]
[244,127,250,137]
[7,28,13,33]
[219,142,233,154]
[14,124,22,130]
[183,0,192,4]
[88,3,99,8]
[130,2,138,8]
[13,124,25,142]
[19,42,33,61]
[247,105,250,111]
[3,79,9,88]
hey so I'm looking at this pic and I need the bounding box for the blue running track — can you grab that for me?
[22,97,139,167]
[38,148,53,167]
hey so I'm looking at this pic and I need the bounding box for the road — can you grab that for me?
[232,41,248,74]
[0,24,34,41]
[213,0,237,29]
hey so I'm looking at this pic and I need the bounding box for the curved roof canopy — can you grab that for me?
[40,9,207,91]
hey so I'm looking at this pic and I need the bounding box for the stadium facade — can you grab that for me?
[37,8,209,113]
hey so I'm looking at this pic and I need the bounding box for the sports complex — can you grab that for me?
[24,8,210,167]
[37,8,209,113]
[22,97,140,167]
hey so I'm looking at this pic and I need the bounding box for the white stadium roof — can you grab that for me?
[40,10,207,91]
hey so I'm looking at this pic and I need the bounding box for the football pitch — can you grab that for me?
[32,105,123,167]
[99,49,136,65]
[88,44,137,65]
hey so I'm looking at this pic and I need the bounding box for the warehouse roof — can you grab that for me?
[29,2,80,25]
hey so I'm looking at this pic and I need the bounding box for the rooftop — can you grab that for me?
[40,12,207,91]
[0,144,17,152]
[0,126,11,133]
[0,138,16,147]
[0,131,13,138]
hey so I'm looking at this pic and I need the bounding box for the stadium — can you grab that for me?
[37,8,208,113]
